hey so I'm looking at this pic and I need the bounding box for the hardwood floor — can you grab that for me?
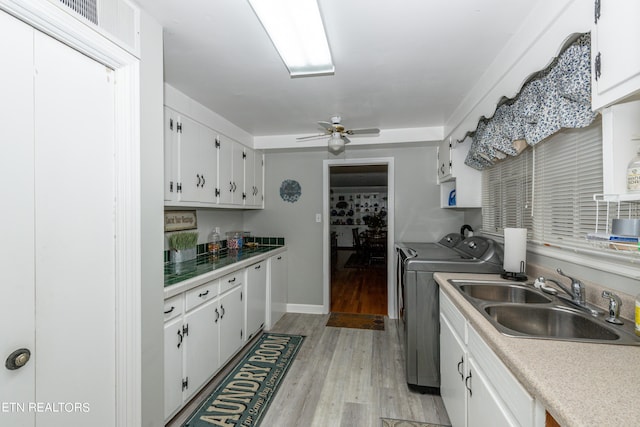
[167,313,451,427]
[331,249,388,315]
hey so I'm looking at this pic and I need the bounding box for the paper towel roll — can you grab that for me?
[503,228,527,273]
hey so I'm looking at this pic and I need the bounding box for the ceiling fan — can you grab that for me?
[296,116,380,153]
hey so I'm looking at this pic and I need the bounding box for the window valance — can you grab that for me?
[465,33,598,170]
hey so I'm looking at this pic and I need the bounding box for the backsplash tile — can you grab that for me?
[164,236,284,264]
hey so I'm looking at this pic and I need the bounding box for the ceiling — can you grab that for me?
[133,0,541,139]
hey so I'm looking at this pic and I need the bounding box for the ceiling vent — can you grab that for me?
[55,0,139,56]
[58,0,97,25]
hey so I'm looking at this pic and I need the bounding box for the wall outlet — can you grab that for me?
[315,213,322,223]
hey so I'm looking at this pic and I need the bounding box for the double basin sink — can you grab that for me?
[449,279,640,346]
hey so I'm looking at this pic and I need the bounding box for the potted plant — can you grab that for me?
[169,231,199,263]
[363,211,386,234]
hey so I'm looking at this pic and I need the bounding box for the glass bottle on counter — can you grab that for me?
[207,229,220,260]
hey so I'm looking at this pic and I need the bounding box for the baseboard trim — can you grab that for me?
[286,303,325,315]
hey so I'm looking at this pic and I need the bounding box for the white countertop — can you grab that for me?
[435,272,640,427]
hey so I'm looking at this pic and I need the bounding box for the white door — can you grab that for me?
[0,11,36,426]
[1,10,117,426]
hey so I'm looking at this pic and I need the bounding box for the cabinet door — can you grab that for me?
[467,357,514,427]
[254,152,264,207]
[217,135,234,204]
[199,125,218,203]
[219,286,245,364]
[232,140,245,204]
[164,317,184,421]
[164,108,179,202]
[184,299,220,399]
[437,138,452,182]
[246,261,267,339]
[269,252,287,328]
[177,114,201,203]
[592,0,640,108]
[440,313,467,427]
[244,147,255,205]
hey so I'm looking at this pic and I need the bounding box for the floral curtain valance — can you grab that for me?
[465,34,597,170]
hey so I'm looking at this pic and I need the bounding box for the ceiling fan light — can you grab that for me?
[328,133,344,153]
[248,0,334,77]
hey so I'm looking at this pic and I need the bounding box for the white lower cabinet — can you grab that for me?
[184,298,220,400]
[246,260,267,340]
[439,290,537,427]
[164,278,245,422]
[219,285,245,365]
[164,316,184,420]
[439,313,467,427]
[267,251,288,328]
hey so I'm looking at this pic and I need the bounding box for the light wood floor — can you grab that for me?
[167,313,450,427]
[331,249,388,315]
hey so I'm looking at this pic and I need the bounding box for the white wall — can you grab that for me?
[243,145,466,307]
[139,11,164,427]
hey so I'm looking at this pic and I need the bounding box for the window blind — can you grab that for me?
[482,116,602,249]
[481,146,533,234]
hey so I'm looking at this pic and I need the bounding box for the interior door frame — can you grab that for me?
[0,1,142,425]
[322,157,396,318]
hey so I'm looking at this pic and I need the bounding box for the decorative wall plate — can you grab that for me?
[280,179,301,203]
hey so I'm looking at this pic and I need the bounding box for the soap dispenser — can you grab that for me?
[627,137,640,192]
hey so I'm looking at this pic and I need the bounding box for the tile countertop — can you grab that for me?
[435,272,640,427]
[164,245,287,299]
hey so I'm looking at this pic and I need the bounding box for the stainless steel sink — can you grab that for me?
[457,283,552,304]
[484,304,620,341]
[447,279,640,346]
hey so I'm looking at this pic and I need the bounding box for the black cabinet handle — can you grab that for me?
[215,308,220,323]
[457,356,464,381]
[197,174,202,187]
[228,277,236,283]
[220,304,225,319]
[177,329,183,348]
[201,175,206,187]
[465,371,473,397]
[164,306,175,315]
[198,290,209,298]
[255,265,261,270]
[277,256,282,260]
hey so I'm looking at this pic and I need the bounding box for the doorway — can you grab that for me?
[323,158,395,317]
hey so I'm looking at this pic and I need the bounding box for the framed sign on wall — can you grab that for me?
[164,210,198,232]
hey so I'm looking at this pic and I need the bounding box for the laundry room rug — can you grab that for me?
[326,312,385,330]
[182,333,305,427]
[381,418,451,427]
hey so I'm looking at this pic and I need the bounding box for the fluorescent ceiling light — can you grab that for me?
[248,0,334,77]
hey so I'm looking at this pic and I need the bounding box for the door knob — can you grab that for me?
[5,348,31,370]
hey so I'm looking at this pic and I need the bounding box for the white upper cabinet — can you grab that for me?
[217,135,245,205]
[177,115,218,204]
[437,136,481,208]
[163,106,263,209]
[592,0,640,109]
[437,137,453,182]
[164,108,179,202]
[243,148,264,207]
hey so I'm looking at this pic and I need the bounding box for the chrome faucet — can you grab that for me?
[541,269,602,316]
[555,268,586,305]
